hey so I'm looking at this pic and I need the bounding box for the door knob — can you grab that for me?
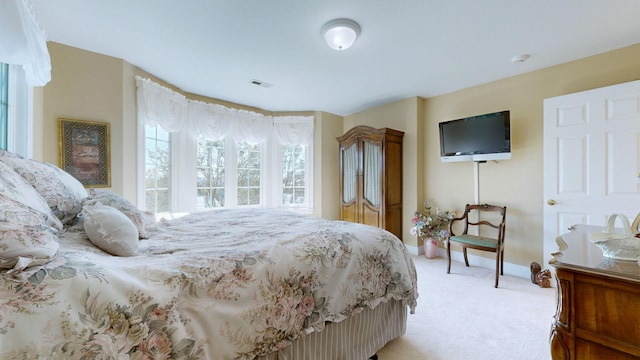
[547,199,557,206]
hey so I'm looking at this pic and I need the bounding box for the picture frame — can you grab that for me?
[58,118,111,187]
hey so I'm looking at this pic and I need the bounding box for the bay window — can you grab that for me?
[137,76,313,214]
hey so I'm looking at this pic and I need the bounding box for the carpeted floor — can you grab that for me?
[376,254,556,360]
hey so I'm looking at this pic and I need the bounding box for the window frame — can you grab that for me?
[196,137,226,209]
[142,125,173,213]
[277,143,311,209]
[1,64,32,157]
[142,132,313,214]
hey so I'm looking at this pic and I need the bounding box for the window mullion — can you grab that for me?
[0,63,9,150]
[305,143,313,209]
[169,132,178,212]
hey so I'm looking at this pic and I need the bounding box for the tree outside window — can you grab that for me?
[144,125,171,212]
[237,142,261,206]
[197,137,225,209]
[282,144,306,206]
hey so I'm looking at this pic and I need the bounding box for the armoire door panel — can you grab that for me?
[363,141,382,206]
[341,202,357,223]
[362,204,381,228]
[341,143,358,203]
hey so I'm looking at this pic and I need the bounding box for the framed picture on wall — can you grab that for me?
[58,118,111,187]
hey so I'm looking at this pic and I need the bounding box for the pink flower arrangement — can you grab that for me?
[410,204,454,241]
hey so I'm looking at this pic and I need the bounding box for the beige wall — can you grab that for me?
[36,42,341,218]
[35,41,640,271]
[38,43,125,193]
[344,97,422,243]
[313,111,343,220]
[340,44,640,269]
[421,44,640,267]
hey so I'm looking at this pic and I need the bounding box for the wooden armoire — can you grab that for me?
[337,126,404,240]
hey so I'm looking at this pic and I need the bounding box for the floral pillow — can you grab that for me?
[0,156,88,225]
[83,189,147,238]
[0,193,60,273]
[0,160,63,232]
[82,203,139,256]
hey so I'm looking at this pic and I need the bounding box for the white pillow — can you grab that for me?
[83,189,147,238]
[82,203,139,256]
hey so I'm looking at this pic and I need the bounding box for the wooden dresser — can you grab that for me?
[549,225,640,359]
[337,126,404,240]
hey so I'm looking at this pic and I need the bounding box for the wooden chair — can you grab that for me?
[446,203,507,288]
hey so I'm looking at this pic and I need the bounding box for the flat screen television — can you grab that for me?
[439,110,511,162]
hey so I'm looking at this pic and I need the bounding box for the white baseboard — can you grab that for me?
[404,243,530,280]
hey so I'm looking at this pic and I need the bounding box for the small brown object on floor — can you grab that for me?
[530,261,541,284]
[535,269,552,288]
[530,261,552,288]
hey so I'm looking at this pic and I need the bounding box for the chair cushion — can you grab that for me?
[449,234,499,249]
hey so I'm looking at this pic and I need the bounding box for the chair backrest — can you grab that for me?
[456,203,507,242]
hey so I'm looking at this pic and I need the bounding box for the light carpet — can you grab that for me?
[376,254,556,360]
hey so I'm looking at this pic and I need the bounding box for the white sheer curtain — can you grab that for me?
[273,116,314,145]
[343,144,357,203]
[0,0,51,86]
[135,77,188,132]
[187,100,231,140]
[228,109,274,145]
[135,76,313,143]
[363,141,381,206]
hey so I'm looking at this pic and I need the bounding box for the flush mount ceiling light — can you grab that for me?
[321,18,361,50]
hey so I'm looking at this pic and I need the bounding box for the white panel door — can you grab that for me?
[543,80,640,266]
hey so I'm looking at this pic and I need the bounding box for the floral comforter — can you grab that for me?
[0,209,417,360]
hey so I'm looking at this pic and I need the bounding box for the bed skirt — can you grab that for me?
[260,299,407,360]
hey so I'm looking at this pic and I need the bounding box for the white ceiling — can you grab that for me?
[31,0,640,116]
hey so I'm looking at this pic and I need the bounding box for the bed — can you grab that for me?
[0,152,417,360]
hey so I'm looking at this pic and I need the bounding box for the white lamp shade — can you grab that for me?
[322,19,360,50]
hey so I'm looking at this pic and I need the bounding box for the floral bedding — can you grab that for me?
[0,208,417,360]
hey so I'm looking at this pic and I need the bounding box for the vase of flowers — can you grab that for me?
[411,204,454,259]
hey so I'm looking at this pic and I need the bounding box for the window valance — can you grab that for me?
[135,76,313,145]
[0,0,51,86]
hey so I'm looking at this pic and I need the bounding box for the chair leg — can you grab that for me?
[446,241,452,274]
[500,249,504,275]
[463,247,469,267]
[494,252,500,288]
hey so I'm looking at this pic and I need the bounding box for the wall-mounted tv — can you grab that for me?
[439,110,511,162]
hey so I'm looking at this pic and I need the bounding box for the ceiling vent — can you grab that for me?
[511,54,530,64]
[250,79,273,88]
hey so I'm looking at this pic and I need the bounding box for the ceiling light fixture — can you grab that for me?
[321,18,361,51]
